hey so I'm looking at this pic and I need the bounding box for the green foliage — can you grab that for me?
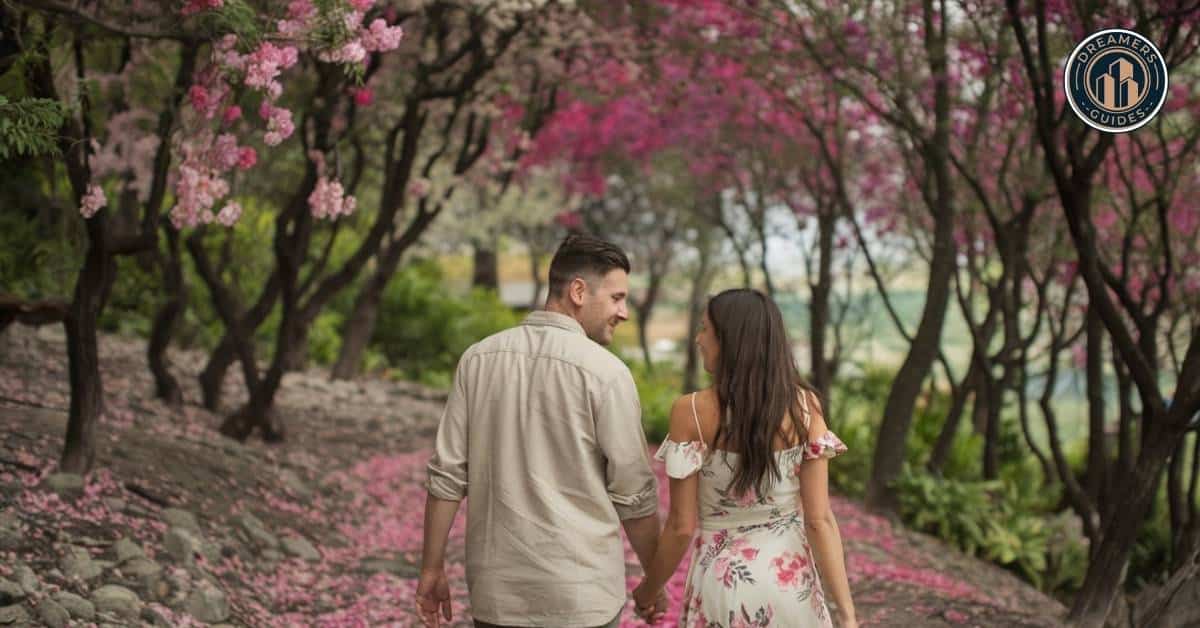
[0,96,66,160]
[372,259,521,383]
[894,466,1087,595]
[0,209,81,300]
[307,310,345,366]
[628,360,682,444]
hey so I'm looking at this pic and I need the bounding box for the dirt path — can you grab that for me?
[0,326,1065,626]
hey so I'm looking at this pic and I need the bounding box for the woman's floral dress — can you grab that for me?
[654,391,848,628]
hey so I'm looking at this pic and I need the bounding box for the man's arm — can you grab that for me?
[418,358,470,627]
[621,511,661,570]
[594,368,661,558]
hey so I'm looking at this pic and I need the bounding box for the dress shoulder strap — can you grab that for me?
[800,389,813,431]
[690,392,705,443]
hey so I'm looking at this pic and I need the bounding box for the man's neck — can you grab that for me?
[542,300,582,325]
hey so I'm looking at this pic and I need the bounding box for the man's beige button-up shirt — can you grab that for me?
[426,310,659,627]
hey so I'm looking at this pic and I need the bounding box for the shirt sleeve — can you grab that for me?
[426,357,470,501]
[594,369,659,520]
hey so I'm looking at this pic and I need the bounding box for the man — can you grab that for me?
[417,234,668,627]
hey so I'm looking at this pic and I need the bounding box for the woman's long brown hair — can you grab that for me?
[707,288,812,498]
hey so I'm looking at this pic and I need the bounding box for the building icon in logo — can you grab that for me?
[1096,58,1141,110]
[1064,29,1168,133]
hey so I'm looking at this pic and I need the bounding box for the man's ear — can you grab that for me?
[568,276,588,307]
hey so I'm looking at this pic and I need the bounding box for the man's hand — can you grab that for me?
[631,580,668,624]
[415,567,452,627]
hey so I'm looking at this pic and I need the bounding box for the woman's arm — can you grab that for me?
[798,408,857,627]
[635,396,703,605]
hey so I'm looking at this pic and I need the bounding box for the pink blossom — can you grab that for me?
[361,19,404,52]
[287,0,316,18]
[216,201,242,226]
[79,184,107,218]
[308,177,357,219]
[181,0,222,16]
[237,147,257,170]
[244,42,299,94]
[222,105,242,124]
[351,87,374,107]
[408,177,432,198]
[320,40,368,64]
[261,105,295,146]
[349,0,374,10]
[210,133,241,171]
[189,85,211,112]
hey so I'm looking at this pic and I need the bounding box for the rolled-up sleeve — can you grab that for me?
[594,369,659,519]
[426,358,470,501]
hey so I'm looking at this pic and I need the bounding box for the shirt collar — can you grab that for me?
[522,310,586,336]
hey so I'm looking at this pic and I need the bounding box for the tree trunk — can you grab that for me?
[472,237,499,291]
[684,228,715,393]
[1086,306,1110,516]
[147,225,185,407]
[1068,427,1182,627]
[928,358,978,474]
[864,0,956,515]
[60,213,116,474]
[330,272,386,380]
[809,207,835,400]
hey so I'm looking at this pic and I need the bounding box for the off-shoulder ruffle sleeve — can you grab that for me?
[653,439,707,479]
[802,431,848,461]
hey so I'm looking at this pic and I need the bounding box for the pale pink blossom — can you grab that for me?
[216,201,242,226]
[210,133,241,171]
[361,19,404,52]
[79,184,107,218]
[308,177,357,219]
[320,40,367,64]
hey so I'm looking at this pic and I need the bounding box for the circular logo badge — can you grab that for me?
[1063,29,1168,133]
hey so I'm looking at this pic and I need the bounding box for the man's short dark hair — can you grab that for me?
[547,234,631,300]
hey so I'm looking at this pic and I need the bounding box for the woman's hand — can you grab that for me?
[631,580,667,624]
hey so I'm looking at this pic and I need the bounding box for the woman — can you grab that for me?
[633,289,857,627]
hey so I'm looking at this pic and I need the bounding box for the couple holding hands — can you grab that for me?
[418,235,857,628]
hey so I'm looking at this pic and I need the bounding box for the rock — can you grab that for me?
[91,584,141,619]
[0,604,29,625]
[121,557,162,579]
[280,535,321,561]
[163,527,202,567]
[41,473,85,499]
[38,598,70,628]
[55,591,95,620]
[103,497,127,512]
[236,512,280,549]
[0,527,19,551]
[186,584,230,623]
[0,580,23,606]
[140,605,171,627]
[162,508,201,534]
[113,537,145,563]
[279,469,312,498]
[12,566,36,595]
[61,546,102,581]
[261,549,284,563]
[0,514,19,551]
